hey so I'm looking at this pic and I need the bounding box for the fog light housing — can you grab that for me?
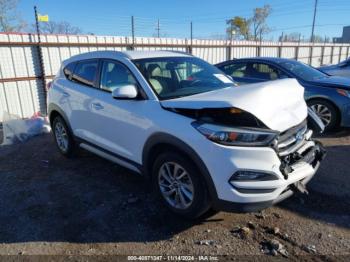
[230,170,278,182]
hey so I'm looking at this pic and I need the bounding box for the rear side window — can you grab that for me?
[71,60,99,87]
[221,63,247,78]
[63,62,76,79]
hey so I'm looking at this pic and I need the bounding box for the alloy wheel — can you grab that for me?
[310,104,332,127]
[158,162,194,209]
[54,121,69,152]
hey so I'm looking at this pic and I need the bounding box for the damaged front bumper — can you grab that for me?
[210,122,326,213]
[280,140,326,180]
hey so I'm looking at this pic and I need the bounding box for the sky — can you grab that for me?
[17,0,350,40]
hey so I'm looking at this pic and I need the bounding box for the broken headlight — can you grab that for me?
[192,122,278,147]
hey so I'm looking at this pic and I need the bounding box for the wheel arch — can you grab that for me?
[48,103,73,134]
[142,132,218,200]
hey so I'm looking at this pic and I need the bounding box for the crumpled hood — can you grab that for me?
[161,78,307,132]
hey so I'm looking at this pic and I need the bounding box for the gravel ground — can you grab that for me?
[0,128,349,260]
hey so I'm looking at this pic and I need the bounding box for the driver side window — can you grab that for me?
[100,60,137,92]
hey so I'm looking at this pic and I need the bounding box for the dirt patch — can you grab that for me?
[0,131,349,258]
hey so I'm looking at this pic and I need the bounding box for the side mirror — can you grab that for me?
[111,84,138,99]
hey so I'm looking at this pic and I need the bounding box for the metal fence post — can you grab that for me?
[330,46,334,64]
[278,44,282,58]
[308,44,313,65]
[338,46,342,63]
[131,16,135,50]
[189,21,193,54]
[294,45,299,60]
[226,39,231,60]
[347,45,350,58]
[295,35,301,61]
[320,43,325,66]
[34,6,47,115]
[258,39,262,57]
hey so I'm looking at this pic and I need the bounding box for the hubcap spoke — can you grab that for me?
[180,185,193,200]
[162,188,176,196]
[177,189,187,208]
[160,169,172,184]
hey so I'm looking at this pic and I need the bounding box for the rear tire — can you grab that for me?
[308,99,339,132]
[152,152,211,219]
[52,115,75,157]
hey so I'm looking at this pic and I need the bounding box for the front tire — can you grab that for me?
[152,152,211,219]
[308,99,339,132]
[52,115,75,157]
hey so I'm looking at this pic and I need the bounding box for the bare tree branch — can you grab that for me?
[252,5,272,41]
[33,21,82,35]
[0,0,26,32]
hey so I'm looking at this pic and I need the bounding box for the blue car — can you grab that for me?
[319,58,350,78]
[216,57,350,131]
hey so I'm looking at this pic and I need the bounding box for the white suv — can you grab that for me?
[48,51,325,218]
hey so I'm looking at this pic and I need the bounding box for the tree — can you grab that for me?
[251,5,272,41]
[226,5,272,41]
[0,0,26,32]
[280,32,301,42]
[36,21,82,35]
[226,16,251,40]
[312,35,326,43]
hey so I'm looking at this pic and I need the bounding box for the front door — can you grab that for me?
[85,59,154,164]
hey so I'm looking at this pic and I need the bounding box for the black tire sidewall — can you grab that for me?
[52,116,74,156]
[152,152,211,219]
[308,99,339,132]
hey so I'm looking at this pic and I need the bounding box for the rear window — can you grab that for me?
[63,62,76,79]
[71,60,99,87]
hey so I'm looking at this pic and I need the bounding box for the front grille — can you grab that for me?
[276,120,325,179]
[277,120,308,157]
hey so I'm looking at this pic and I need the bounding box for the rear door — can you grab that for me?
[62,59,101,143]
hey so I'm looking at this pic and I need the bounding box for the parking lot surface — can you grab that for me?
[0,130,349,259]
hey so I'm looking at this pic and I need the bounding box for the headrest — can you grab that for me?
[147,64,162,77]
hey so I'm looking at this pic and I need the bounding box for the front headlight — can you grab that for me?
[192,122,278,147]
[336,89,350,98]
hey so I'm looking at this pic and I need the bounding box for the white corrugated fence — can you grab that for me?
[0,32,349,121]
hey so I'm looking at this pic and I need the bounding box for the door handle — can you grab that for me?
[91,102,104,110]
[62,91,70,97]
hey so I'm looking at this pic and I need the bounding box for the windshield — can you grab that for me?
[133,57,235,100]
[277,60,327,81]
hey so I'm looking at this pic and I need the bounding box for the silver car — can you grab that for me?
[319,58,350,77]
